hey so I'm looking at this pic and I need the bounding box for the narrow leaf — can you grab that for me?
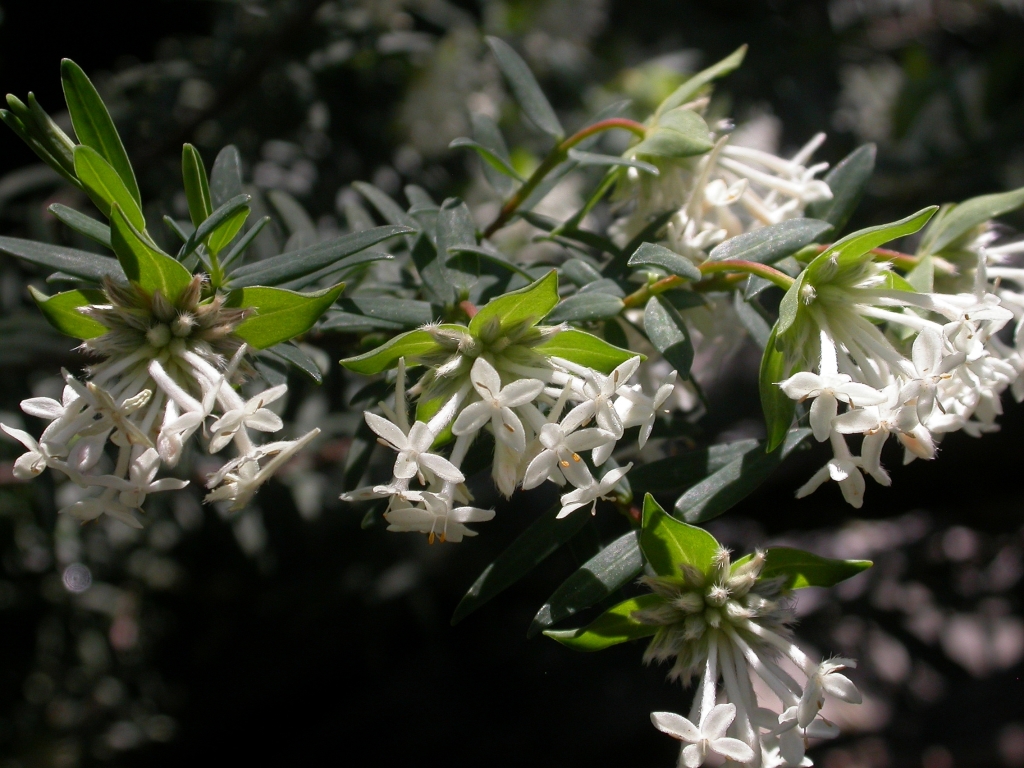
[529,531,642,638]
[734,547,872,590]
[221,216,270,270]
[61,59,140,205]
[628,242,701,280]
[48,204,111,249]
[181,144,213,228]
[640,494,719,577]
[452,501,591,625]
[73,145,145,231]
[340,327,453,375]
[643,296,694,377]
[0,236,123,283]
[629,439,761,496]
[658,45,747,116]
[352,181,419,230]
[546,293,624,324]
[567,149,659,175]
[708,219,833,264]
[486,36,563,138]
[446,245,536,281]
[450,137,526,182]
[179,194,251,258]
[543,594,660,651]
[228,283,344,349]
[925,186,1024,254]
[470,112,516,195]
[537,329,641,373]
[805,143,875,232]
[210,145,244,208]
[109,204,193,301]
[760,325,797,451]
[259,342,324,384]
[28,286,107,339]
[603,211,675,279]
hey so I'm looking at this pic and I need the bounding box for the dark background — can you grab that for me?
[1,1,1024,767]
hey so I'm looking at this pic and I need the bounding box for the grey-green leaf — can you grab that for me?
[566,149,659,176]
[643,295,694,377]
[546,292,624,324]
[486,36,563,139]
[0,236,123,283]
[48,204,111,249]
[629,438,761,496]
[450,137,526,182]
[470,112,516,195]
[210,145,244,208]
[352,181,419,230]
[708,219,833,264]
[805,143,876,232]
[924,186,1024,254]
[529,531,642,638]
[629,242,701,279]
[657,45,747,116]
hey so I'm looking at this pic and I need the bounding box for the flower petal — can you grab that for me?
[452,401,493,436]
[650,712,700,742]
[809,392,838,442]
[470,357,502,399]
[522,451,558,491]
[499,378,545,408]
[417,452,466,483]
[709,737,755,763]
[364,412,409,450]
[701,703,736,739]
[20,397,64,421]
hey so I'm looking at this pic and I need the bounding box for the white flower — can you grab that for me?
[451,357,544,453]
[778,332,886,441]
[651,704,755,768]
[614,369,678,449]
[797,657,861,727]
[208,384,288,453]
[775,707,841,766]
[898,328,966,423]
[60,497,143,529]
[205,429,320,511]
[364,413,464,484]
[795,432,865,507]
[383,492,495,543]
[557,463,632,519]
[560,356,642,439]
[0,423,58,479]
[90,447,189,508]
[64,375,153,448]
[521,423,611,490]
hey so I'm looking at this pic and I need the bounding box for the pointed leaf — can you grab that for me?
[352,182,419,230]
[61,59,140,205]
[470,269,558,336]
[733,291,771,350]
[28,286,107,339]
[340,327,459,375]
[628,242,701,280]
[546,293,624,324]
[537,328,641,373]
[227,283,344,349]
[179,194,251,258]
[675,429,810,523]
[805,143,875,232]
[109,204,192,301]
[603,211,675,279]
[228,225,414,287]
[529,530,642,638]
[452,501,591,625]
[73,145,145,231]
[640,494,719,577]
[631,107,713,160]
[0,236,123,283]
[708,219,833,264]
[221,216,271,270]
[470,112,516,195]
[48,204,111,249]
[643,295,694,377]
[486,36,563,139]
[259,341,324,384]
[322,296,435,331]
[734,548,872,590]
[658,45,747,116]
[0,108,81,189]
[450,137,526,182]
[629,439,762,496]
[543,594,660,651]
[567,149,659,175]
[181,144,213,228]
[210,145,244,207]
[925,186,1024,254]
[760,325,796,452]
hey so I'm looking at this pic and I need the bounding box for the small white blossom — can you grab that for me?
[383,492,495,543]
[364,413,464,484]
[451,357,545,453]
[651,705,755,768]
[557,463,632,518]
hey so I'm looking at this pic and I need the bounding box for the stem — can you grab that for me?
[621,259,794,308]
[483,118,647,238]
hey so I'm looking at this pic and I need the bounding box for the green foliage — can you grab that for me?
[73,145,146,231]
[919,186,1024,255]
[470,270,558,336]
[733,548,872,590]
[805,144,876,232]
[631,107,714,160]
[535,329,640,373]
[628,242,702,279]
[228,284,345,349]
[340,328,449,375]
[0,236,123,284]
[639,494,719,577]
[542,595,660,651]
[28,286,107,339]
[109,204,192,302]
[656,45,747,116]
[708,219,833,264]
[48,204,111,249]
[643,296,694,377]
[759,325,797,451]
[545,293,624,323]
[486,37,564,139]
[181,144,214,228]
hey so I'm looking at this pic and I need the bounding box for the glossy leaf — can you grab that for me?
[657,45,747,116]
[733,547,872,590]
[259,342,324,384]
[280,250,393,291]
[436,197,479,298]
[28,286,107,339]
[759,325,797,452]
[48,204,111,249]
[543,594,660,652]
[733,292,771,350]
[562,258,603,286]
[471,269,558,336]
[452,501,590,625]
[181,144,213,228]
[566,149,659,175]
[805,143,875,232]
[631,106,713,160]
[324,296,434,331]
[221,216,271,270]
[228,283,344,349]
[643,295,694,377]
[179,194,251,258]
[486,36,564,139]
[0,107,81,189]
[529,531,643,638]
[210,145,243,208]
[73,145,145,231]
[446,244,536,281]
[536,329,640,373]
[228,225,414,287]
[603,211,675,279]
[109,205,192,301]
[546,293,624,324]
[708,219,833,264]
[923,186,1024,254]
[640,493,719,577]
[628,242,701,279]
[675,429,810,523]
[340,327,453,375]
[0,236,123,283]
[61,59,140,205]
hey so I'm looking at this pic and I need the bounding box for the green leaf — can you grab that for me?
[352,181,420,230]
[566,149,659,176]
[485,36,564,139]
[923,186,1024,254]
[536,328,640,373]
[228,283,344,349]
[450,137,526,182]
[470,269,558,337]
[529,531,643,638]
[708,219,833,264]
[543,594,660,651]
[905,252,934,293]
[221,216,271,270]
[734,548,872,590]
[446,245,536,282]
[657,45,747,116]
[470,112,516,196]
[603,211,675,279]
[210,145,244,207]
[179,194,251,258]
[643,295,694,377]
[733,291,771,350]
[61,59,141,206]
[675,429,810,523]
[631,107,713,160]
[109,204,193,301]
[181,144,213,228]
[206,207,250,257]
[630,439,761,496]
[73,145,146,231]
[48,204,111,249]
[805,144,875,232]
[281,251,393,291]
[228,225,414,287]
[546,293,624,324]
[0,107,82,189]
[28,286,107,339]
[436,197,479,299]
[628,242,701,279]
[760,325,797,451]
[340,327,456,375]
[640,493,719,577]
[451,501,591,625]
[562,258,603,287]
[323,296,434,331]
[0,236,123,283]
[259,342,324,384]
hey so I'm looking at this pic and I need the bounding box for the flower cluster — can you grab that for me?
[1,275,318,527]
[342,328,678,539]
[777,250,1019,507]
[641,548,861,768]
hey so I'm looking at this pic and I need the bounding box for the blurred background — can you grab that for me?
[1,1,1024,766]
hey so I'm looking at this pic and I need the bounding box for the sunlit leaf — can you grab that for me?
[109,204,192,301]
[48,204,111,249]
[228,283,344,349]
[28,286,107,339]
[805,143,875,232]
[643,295,694,377]
[542,594,660,651]
[732,547,872,590]
[537,328,640,373]
[73,145,145,231]
[0,236,123,283]
[470,269,558,336]
[640,494,719,577]
[708,219,833,264]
